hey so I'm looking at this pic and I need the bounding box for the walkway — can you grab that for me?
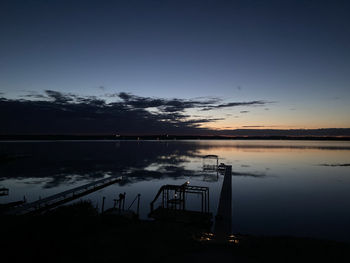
[214,165,232,239]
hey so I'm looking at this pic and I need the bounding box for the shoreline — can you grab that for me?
[1,213,349,263]
[1,202,349,262]
[1,135,350,141]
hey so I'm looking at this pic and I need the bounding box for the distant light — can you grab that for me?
[228,239,239,244]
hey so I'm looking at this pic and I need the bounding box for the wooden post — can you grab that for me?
[137,194,140,216]
[166,189,169,209]
[101,196,105,213]
[202,192,207,212]
[201,192,204,213]
[183,190,186,210]
[207,189,210,213]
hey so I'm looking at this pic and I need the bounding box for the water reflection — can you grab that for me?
[1,140,350,242]
[0,141,203,187]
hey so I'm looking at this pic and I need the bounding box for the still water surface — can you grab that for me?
[1,140,349,241]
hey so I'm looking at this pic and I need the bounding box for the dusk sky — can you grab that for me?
[1,0,350,134]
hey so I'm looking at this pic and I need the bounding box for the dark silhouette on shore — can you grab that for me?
[1,201,349,263]
[1,134,350,141]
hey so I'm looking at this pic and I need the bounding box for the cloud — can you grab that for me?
[3,90,349,137]
[215,128,350,137]
[319,163,350,167]
[0,90,223,134]
[1,90,279,134]
[201,101,267,111]
[45,90,75,104]
[115,92,220,113]
[242,125,284,128]
[21,93,47,99]
[98,85,105,91]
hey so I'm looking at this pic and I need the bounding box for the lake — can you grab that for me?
[1,140,349,242]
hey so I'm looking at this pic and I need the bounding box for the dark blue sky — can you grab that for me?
[1,0,349,132]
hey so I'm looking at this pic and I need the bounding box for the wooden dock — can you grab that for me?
[149,182,212,226]
[214,165,232,239]
[7,176,122,215]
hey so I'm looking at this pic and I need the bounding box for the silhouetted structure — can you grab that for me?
[149,182,212,226]
[103,193,141,219]
[215,165,232,240]
[202,154,219,171]
[7,176,122,215]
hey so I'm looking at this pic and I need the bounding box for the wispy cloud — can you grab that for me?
[319,163,350,167]
[115,92,220,113]
[201,100,268,111]
[242,125,265,128]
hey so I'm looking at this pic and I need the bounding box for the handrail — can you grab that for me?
[150,185,167,212]
[128,194,141,210]
[8,176,122,215]
[150,182,189,212]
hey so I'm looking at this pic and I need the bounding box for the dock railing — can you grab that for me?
[7,176,123,215]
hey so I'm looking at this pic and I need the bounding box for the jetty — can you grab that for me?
[202,154,219,171]
[7,176,122,215]
[149,182,212,226]
[103,193,141,219]
[214,165,232,240]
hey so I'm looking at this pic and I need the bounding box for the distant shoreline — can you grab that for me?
[1,135,350,141]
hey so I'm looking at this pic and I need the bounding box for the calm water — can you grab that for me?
[1,140,350,242]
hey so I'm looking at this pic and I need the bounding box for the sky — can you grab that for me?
[1,0,350,134]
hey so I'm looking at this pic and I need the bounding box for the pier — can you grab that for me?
[149,182,212,226]
[214,165,232,239]
[7,176,122,215]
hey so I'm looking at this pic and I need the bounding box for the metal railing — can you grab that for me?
[7,176,123,215]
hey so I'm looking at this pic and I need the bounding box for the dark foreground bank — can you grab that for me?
[1,202,349,263]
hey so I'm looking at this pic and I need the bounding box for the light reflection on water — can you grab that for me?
[1,140,349,242]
